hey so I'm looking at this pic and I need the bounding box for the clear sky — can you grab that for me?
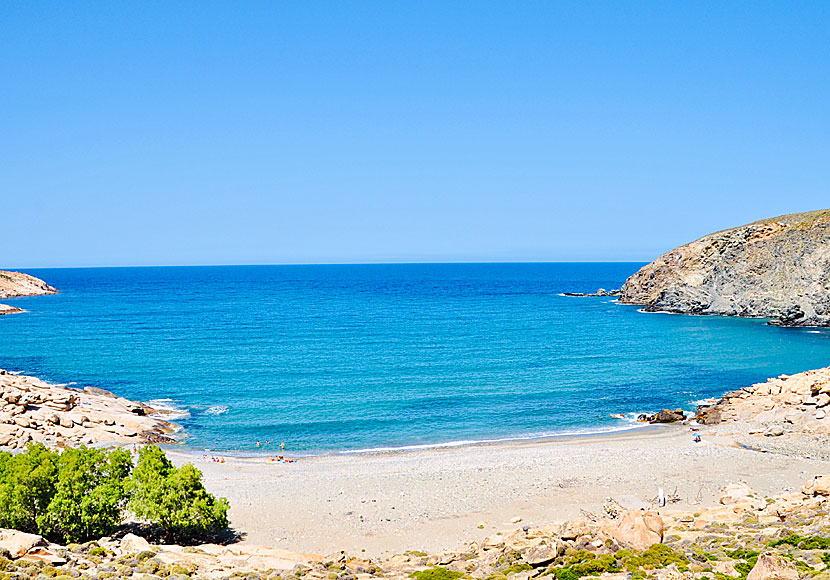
[2,2,828,267]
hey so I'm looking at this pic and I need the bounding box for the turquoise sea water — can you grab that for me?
[1,263,830,454]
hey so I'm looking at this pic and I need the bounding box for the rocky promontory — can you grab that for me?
[620,210,830,326]
[0,270,57,315]
[0,370,178,449]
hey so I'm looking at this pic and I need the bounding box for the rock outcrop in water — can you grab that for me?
[0,270,57,315]
[0,370,177,448]
[619,210,830,327]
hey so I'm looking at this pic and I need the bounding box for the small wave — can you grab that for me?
[147,398,191,420]
[337,424,646,455]
[205,405,229,416]
[690,397,719,406]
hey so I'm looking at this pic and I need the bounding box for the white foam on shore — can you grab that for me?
[147,398,191,420]
[690,397,719,406]
[336,423,648,456]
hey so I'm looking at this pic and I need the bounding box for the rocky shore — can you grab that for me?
[3,476,830,580]
[0,370,178,449]
[619,210,830,327]
[694,366,830,460]
[0,270,57,315]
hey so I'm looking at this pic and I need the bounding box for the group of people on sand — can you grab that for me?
[255,440,297,464]
[200,454,226,463]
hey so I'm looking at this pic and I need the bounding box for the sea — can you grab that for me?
[1,263,830,455]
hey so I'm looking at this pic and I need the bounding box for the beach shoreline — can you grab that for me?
[168,421,828,558]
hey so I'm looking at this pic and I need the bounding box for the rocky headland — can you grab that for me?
[619,210,830,327]
[0,270,57,315]
[0,370,177,449]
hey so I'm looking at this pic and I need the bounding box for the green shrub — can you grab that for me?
[769,535,830,550]
[128,446,229,543]
[0,444,130,542]
[409,567,465,580]
[0,443,229,545]
[37,446,132,543]
[0,443,59,532]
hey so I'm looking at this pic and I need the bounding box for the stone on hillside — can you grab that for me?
[609,510,663,551]
[521,540,562,566]
[121,533,152,553]
[746,552,799,580]
[19,547,67,565]
[0,529,46,558]
[802,475,830,496]
[720,483,755,505]
[714,561,741,578]
[764,424,785,437]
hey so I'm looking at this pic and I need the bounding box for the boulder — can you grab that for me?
[0,529,46,558]
[649,409,686,424]
[609,510,663,551]
[521,540,562,566]
[746,552,799,580]
[802,475,830,496]
[720,483,755,505]
[18,547,66,565]
[696,405,722,425]
[764,424,785,437]
[121,533,153,553]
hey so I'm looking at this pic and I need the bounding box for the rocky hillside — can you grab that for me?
[0,270,57,315]
[619,210,830,327]
[0,270,57,299]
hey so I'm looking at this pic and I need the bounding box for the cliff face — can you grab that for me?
[619,210,830,327]
[0,270,57,300]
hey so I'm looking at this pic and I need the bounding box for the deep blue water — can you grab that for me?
[2,263,830,454]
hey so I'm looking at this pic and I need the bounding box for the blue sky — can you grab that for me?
[2,1,828,267]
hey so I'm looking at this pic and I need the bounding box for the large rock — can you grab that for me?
[0,529,46,558]
[746,552,799,580]
[121,533,153,553]
[521,540,563,566]
[649,409,686,424]
[619,210,830,327]
[608,510,664,551]
[802,475,830,496]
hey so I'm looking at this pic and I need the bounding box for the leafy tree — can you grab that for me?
[38,446,133,543]
[129,445,229,542]
[0,443,59,532]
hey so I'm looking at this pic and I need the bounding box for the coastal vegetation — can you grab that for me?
[0,444,228,544]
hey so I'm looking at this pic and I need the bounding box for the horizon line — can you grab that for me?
[10,259,650,270]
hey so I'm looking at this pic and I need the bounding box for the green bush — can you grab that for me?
[128,446,229,543]
[0,443,58,532]
[769,534,830,550]
[409,568,465,580]
[0,443,229,544]
[0,444,129,542]
[38,447,133,543]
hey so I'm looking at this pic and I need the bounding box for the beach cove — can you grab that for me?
[180,423,827,557]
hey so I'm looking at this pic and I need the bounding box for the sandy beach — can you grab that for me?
[169,424,829,558]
